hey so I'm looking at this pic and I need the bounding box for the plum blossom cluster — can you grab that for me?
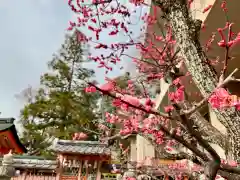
[208,88,240,110]
[105,109,170,146]
[164,78,184,113]
[169,159,203,172]
[72,132,88,140]
[101,93,168,144]
[168,86,185,104]
[221,159,238,167]
[126,158,203,179]
[85,86,96,93]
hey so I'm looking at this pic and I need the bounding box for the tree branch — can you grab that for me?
[183,68,238,115]
[180,113,221,178]
[179,100,226,149]
[88,82,170,118]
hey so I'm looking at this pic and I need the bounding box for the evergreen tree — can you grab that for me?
[20,31,100,156]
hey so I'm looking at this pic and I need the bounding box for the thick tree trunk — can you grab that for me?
[159,0,240,161]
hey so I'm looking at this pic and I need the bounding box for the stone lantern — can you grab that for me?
[0,150,16,180]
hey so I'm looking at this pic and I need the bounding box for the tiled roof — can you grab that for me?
[0,156,57,170]
[0,118,27,153]
[52,140,111,155]
[0,118,14,131]
[13,159,57,170]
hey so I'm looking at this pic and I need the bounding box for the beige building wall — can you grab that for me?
[136,136,155,162]
[129,137,137,167]
[190,0,216,21]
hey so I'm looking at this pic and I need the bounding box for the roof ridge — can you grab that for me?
[53,139,111,155]
[57,140,107,146]
[0,118,15,124]
[13,155,56,160]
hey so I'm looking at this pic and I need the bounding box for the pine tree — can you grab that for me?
[20,31,100,156]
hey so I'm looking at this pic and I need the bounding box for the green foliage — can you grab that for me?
[20,31,100,156]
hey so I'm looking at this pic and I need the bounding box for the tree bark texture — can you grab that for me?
[159,0,240,162]
[179,100,226,149]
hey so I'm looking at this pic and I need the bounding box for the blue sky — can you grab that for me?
[0,0,148,129]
